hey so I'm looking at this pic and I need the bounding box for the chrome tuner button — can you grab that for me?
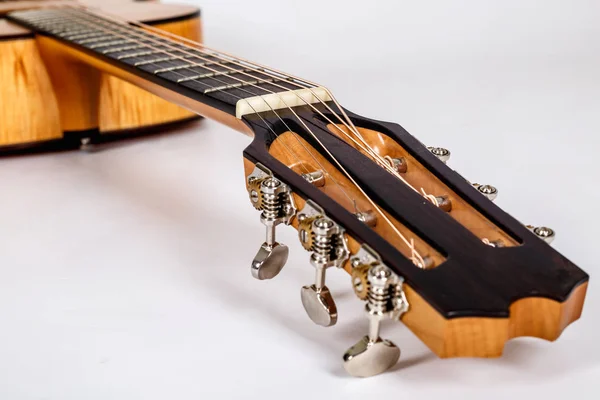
[343,336,400,378]
[427,146,451,163]
[300,284,337,327]
[473,183,498,201]
[251,241,289,280]
[533,226,555,244]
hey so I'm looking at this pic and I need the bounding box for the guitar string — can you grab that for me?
[79,6,442,217]
[65,6,427,267]
[22,6,426,266]
[102,8,439,202]
[66,6,391,174]
[58,6,363,214]
[64,6,428,266]
[35,6,364,216]
[18,9,338,208]
[86,6,427,191]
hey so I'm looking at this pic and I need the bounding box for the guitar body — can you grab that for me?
[0,0,202,153]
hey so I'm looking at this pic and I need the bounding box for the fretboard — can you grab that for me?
[8,7,328,119]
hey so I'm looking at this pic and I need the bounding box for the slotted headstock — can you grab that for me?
[240,101,588,377]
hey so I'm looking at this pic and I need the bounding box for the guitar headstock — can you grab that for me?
[239,100,588,377]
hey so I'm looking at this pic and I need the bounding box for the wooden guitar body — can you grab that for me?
[0,0,202,154]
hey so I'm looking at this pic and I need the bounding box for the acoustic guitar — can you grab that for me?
[0,0,589,377]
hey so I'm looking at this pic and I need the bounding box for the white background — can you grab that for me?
[1,0,599,398]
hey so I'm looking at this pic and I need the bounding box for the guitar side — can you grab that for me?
[0,0,202,154]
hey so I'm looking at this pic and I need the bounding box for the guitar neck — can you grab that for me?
[8,7,329,134]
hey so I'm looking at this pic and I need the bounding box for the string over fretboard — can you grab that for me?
[7,7,331,118]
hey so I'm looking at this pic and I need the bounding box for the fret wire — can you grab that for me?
[78,35,118,44]
[116,50,160,60]
[65,31,106,40]
[133,56,179,66]
[153,60,230,75]
[53,28,95,36]
[175,68,253,83]
[102,44,144,54]
[88,39,130,49]
[152,63,195,74]
[204,78,275,94]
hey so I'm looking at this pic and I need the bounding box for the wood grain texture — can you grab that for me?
[98,17,202,132]
[1,0,204,146]
[0,37,61,146]
[243,131,588,358]
[36,36,101,132]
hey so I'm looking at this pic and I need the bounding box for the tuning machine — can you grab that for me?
[247,163,296,280]
[472,183,498,201]
[428,146,451,163]
[527,225,556,244]
[297,200,349,327]
[344,245,408,377]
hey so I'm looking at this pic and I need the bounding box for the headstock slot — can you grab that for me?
[322,121,520,249]
[265,130,446,270]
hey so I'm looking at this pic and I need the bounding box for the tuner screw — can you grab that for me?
[531,226,556,245]
[473,183,498,201]
[427,147,451,164]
